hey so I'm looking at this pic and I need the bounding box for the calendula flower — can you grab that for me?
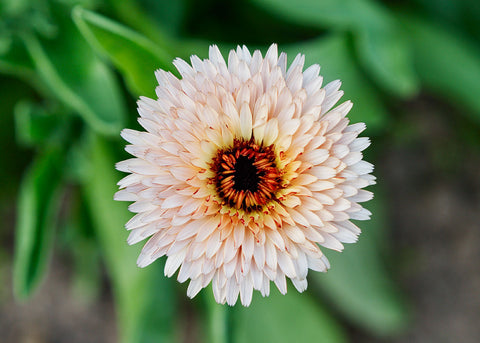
[115,44,375,306]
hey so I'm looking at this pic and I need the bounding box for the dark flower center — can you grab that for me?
[210,138,282,212]
[233,155,260,192]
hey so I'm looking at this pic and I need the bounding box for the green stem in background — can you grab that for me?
[205,287,231,343]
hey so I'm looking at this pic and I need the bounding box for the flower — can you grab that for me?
[115,44,375,306]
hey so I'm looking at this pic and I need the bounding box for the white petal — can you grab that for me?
[233,224,245,249]
[173,58,194,78]
[310,166,336,179]
[127,224,158,245]
[164,249,187,277]
[187,277,204,298]
[205,230,222,259]
[302,149,329,165]
[294,251,309,279]
[162,193,188,209]
[320,234,344,251]
[292,278,308,293]
[226,275,240,306]
[263,118,279,146]
[265,44,278,67]
[239,102,253,140]
[114,189,139,201]
[195,216,221,242]
[239,274,254,306]
[350,137,371,152]
[332,228,358,243]
[277,252,296,278]
[265,239,277,271]
[253,242,266,269]
[274,272,287,294]
[307,255,328,272]
[349,161,374,175]
[283,225,306,244]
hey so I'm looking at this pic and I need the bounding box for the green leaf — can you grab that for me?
[310,189,410,336]
[13,148,64,299]
[403,16,480,122]
[82,133,176,343]
[233,288,346,343]
[0,0,30,17]
[0,36,37,81]
[355,23,418,98]
[73,7,175,98]
[14,100,70,147]
[20,4,126,135]
[137,0,186,36]
[251,0,419,97]
[104,0,177,53]
[251,0,369,28]
[284,34,389,134]
[0,32,12,55]
[0,76,37,197]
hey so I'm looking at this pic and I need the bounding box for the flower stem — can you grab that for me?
[205,288,230,343]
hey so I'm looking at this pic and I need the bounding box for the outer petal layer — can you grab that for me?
[116,44,375,306]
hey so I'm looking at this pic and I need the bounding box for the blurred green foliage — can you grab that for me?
[2,0,480,342]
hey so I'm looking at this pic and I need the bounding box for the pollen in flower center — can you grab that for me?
[210,138,282,212]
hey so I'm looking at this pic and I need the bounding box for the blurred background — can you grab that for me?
[1,0,480,342]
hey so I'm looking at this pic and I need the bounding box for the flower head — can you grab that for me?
[115,44,375,306]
